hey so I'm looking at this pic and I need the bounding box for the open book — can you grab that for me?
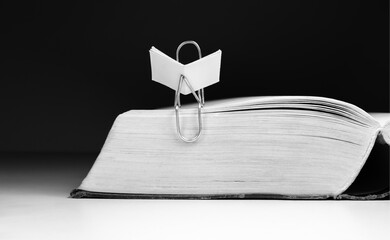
[71,96,390,199]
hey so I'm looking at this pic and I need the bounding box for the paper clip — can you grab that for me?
[174,41,204,143]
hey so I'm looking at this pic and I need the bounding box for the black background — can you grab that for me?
[1,0,389,153]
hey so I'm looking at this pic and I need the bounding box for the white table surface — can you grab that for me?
[1,154,389,240]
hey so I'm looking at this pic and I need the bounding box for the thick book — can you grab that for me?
[71,96,390,200]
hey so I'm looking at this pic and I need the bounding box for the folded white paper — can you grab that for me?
[149,47,222,95]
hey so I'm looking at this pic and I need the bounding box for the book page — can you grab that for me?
[370,113,390,127]
[370,113,390,145]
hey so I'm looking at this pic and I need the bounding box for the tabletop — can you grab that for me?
[1,153,389,240]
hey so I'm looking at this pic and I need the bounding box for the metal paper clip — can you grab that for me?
[174,41,204,143]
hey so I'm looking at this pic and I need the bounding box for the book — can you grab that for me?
[71,96,390,200]
[149,46,222,94]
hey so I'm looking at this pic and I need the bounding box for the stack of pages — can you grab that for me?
[71,96,390,199]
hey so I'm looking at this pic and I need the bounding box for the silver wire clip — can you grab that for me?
[174,41,205,143]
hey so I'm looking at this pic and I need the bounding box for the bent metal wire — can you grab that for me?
[174,41,204,143]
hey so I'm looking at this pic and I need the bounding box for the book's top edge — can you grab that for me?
[121,95,380,126]
[201,96,369,112]
[129,96,372,114]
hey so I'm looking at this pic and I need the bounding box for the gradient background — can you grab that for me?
[0,0,389,195]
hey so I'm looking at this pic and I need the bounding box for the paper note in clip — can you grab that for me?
[149,46,222,95]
